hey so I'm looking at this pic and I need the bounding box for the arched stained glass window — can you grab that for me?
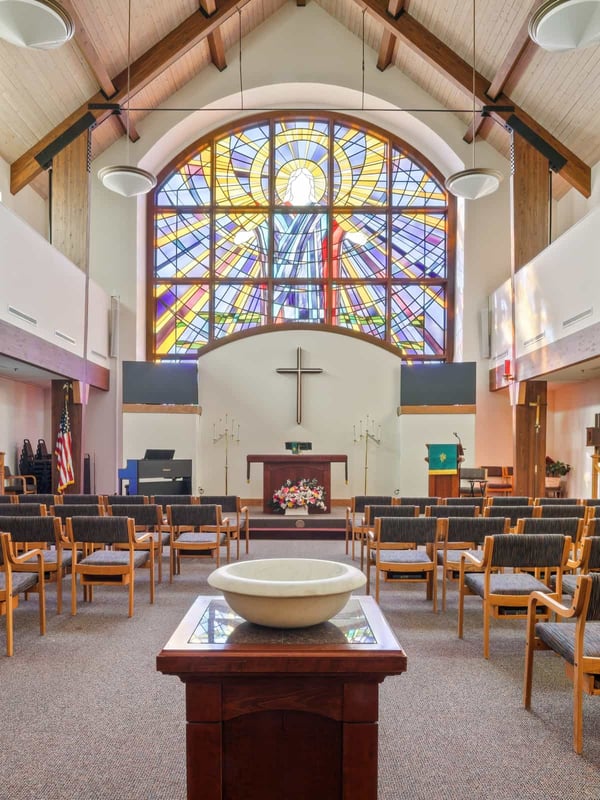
[149,114,454,359]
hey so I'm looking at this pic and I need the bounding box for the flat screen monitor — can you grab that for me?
[285,442,312,451]
[144,449,175,460]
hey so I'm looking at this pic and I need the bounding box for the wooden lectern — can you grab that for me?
[426,443,460,497]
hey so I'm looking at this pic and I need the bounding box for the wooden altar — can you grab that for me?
[157,595,407,800]
[246,453,348,513]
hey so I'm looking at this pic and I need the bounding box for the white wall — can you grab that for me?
[0,376,50,471]
[0,154,47,238]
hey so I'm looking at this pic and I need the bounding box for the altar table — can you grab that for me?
[157,595,407,800]
[246,453,348,513]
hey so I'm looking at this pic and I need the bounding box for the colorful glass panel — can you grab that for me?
[333,124,387,206]
[213,284,267,338]
[273,284,325,323]
[333,283,386,339]
[156,147,211,207]
[391,213,446,279]
[390,285,446,356]
[333,213,387,279]
[154,213,210,279]
[274,120,329,206]
[391,147,446,207]
[272,212,328,279]
[155,283,210,356]
[215,212,269,279]
[214,123,270,206]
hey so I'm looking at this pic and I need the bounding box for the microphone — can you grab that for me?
[453,432,464,456]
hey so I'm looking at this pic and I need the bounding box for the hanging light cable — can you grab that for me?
[444,0,503,200]
[98,0,156,197]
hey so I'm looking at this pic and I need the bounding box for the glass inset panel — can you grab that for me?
[390,284,446,356]
[391,147,446,207]
[154,213,210,279]
[333,283,386,339]
[156,147,211,206]
[155,283,209,355]
[274,120,329,206]
[273,284,325,323]
[333,213,387,279]
[215,123,270,206]
[215,212,269,279]
[213,283,267,338]
[391,213,447,279]
[333,124,387,206]
[273,212,328,279]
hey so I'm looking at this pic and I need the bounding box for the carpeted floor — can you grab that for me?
[1,538,599,799]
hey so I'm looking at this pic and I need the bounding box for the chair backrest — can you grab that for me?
[167,504,221,527]
[482,465,503,478]
[0,495,16,504]
[445,497,486,509]
[199,495,239,513]
[580,537,600,574]
[107,504,162,527]
[486,533,570,569]
[445,516,509,544]
[0,503,46,516]
[152,494,198,506]
[60,494,104,504]
[52,504,105,521]
[516,517,584,539]
[534,504,586,519]
[397,497,438,513]
[375,516,443,545]
[484,505,535,526]
[365,505,418,524]
[534,497,582,506]
[18,494,59,505]
[426,505,479,517]
[67,516,134,545]
[487,496,532,506]
[105,495,149,505]
[585,572,600,620]
[460,467,486,481]
[581,499,600,507]
[0,515,61,544]
[352,495,394,513]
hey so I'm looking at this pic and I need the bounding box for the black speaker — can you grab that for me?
[507,115,567,173]
[35,112,96,169]
[83,454,91,494]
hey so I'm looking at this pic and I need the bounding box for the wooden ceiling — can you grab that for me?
[1,0,599,198]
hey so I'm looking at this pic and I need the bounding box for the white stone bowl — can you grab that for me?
[207,558,366,628]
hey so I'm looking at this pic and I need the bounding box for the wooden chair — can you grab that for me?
[199,495,249,558]
[151,495,199,523]
[483,504,535,529]
[533,504,591,523]
[167,504,233,582]
[0,495,17,504]
[458,533,571,659]
[104,495,149,506]
[361,505,419,569]
[534,497,583,506]
[345,495,395,558]
[524,573,600,754]
[59,494,105,505]
[482,466,512,497]
[458,467,487,497]
[0,503,47,517]
[17,494,61,506]
[516,516,586,557]
[107,504,166,582]
[3,465,37,496]
[366,516,445,609]
[396,496,439,514]
[436,516,510,612]
[426,504,480,518]
[444,496,486,511]
[486,496,532,506]
[0,516,68,613]
[67,516,154,617]
[562,535,600,597]
[0,531,46,656]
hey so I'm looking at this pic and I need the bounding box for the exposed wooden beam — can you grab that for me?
[60,0,117,100]
[117,111,140,143]
[355,0,591,197]
[376,0,406,72]
[199,0,227,71]
[11,0,242,194]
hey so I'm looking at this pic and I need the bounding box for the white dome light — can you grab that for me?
[98,166,157,197]
[0,0,74,49]
[529,0,600,52]
[445,168,503,200]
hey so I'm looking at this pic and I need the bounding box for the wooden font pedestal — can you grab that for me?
[157,596,406,800]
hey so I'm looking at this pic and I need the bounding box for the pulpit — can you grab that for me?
[247,453,348,513]
[157,595,407,800]
[426,443,460,497]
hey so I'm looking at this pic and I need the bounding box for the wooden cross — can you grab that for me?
[276,347,323,425]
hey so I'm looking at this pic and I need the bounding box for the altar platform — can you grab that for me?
[247,504,346,540]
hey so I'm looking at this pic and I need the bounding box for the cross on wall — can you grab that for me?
[276,347,323,425]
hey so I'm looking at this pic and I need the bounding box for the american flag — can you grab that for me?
[55,403,74,493]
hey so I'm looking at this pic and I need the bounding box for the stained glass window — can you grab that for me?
[150,114,453,359]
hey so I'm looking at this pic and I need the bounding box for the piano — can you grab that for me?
[118,451,192,495]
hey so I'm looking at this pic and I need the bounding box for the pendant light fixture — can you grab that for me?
[98,0,156,197]
[445,0,503,200]
[0,0,74,49]
[529,0,600,52]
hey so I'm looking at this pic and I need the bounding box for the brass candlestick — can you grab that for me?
[353,415,382,495]
[213,414,240,494]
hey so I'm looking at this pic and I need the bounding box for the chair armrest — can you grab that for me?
[10,546,44,575]
[462,550,484,567]
[527,590,575,619]
[5,475,26,490]
[135,532,154,545]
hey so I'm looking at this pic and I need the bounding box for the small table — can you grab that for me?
[464,478,487,496]
[157,595,406,800]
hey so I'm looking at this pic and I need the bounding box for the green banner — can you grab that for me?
[427,444,458,475]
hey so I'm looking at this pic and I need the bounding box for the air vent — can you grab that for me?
[55,330,76,345]
[523,332,545,348]
[90,349,108,360]
[8,305,37,326]
[492,348,509,361]
[563,308,593,328]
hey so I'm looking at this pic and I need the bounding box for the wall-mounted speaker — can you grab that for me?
[109,296,120,358]
[478,306,491,359]
[586,427,600,447]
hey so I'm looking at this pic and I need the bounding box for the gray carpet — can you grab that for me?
[1,539,599,799]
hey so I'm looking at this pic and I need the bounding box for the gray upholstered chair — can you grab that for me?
[17,494,61,506]
[0,503,47,516]
[524,572,600,754]
[444,496,486,511]
[426,504,480,518]
[483,504,535,528]
[104,494,149,506]
[3,465,37,496]
[0,494,17,504]
[486,496,532,506]
[562,536,600,597]
[51,504,105,524]
[397,496,439,514]
[458,533,571,659]
[516,516,586,556]
[199,495,249,558]
[436,516,510,612]
[0,531,46,656]
[0,516,68,612]
[533,504,592,524]
[345,495,395,558]
[534,497,583,506]
[67,516,154,617]
[167,504,233,582]
[458,467,487,497]
[367,516,446,610]
[59,494,105,505]
[107,504,166,581]
[361,505,419,570]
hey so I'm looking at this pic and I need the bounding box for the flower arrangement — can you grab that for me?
[272,478,327,512]
[545,457,571,477]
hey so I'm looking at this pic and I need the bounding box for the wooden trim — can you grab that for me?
[123,404,201,414]
[398,405,476,415]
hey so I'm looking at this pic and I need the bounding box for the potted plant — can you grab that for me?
[545,457,571,488]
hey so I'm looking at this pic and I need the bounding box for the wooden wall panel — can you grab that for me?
[51,133,90,272]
